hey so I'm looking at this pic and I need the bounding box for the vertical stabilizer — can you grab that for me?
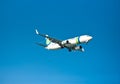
[35,29,51,45]
[45,38,51,45]
[45,37,51,45]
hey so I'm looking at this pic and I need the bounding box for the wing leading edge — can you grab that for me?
[35,29,62,45]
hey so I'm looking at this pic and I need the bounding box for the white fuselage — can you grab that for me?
[45,35,92,50]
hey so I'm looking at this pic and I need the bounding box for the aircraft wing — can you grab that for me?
[46,36,62,44]
[35,29,62,45]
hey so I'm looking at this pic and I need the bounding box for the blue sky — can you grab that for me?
[0,0,120,84]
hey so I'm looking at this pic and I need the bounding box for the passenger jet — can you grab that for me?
[35,29,92,52]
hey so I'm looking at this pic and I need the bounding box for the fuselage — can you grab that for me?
[45,35,92,50]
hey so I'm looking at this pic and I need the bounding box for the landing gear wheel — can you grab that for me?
[61,46,64,48]
[66,40,69,44]
[80,46,82,49]
[68,49,72,52]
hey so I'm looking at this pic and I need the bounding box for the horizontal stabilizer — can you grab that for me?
[35,42,47,47]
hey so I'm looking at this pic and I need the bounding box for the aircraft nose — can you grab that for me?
[88,36,93,40]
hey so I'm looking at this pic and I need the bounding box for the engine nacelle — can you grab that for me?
[74,46,84,52]
[74,46,80,50]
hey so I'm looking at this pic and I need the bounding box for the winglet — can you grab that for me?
[35,29,39,35]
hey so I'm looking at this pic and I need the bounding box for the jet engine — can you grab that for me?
[74,46,84,52]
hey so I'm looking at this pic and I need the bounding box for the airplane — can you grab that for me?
[35,29,93,52]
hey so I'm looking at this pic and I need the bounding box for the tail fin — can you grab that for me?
[45,36,51,45]
[35,29,51,45]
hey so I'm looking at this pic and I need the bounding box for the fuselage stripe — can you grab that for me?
[76,37,80,44]
[78,36,80,44]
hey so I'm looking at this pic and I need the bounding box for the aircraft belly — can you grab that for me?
[46,43,61,50]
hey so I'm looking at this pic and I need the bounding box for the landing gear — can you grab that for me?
[79,45,84,52]
[61,46,64,48]
[68,49,72,52]
[66,40,69,44]
[80,45,82,49]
